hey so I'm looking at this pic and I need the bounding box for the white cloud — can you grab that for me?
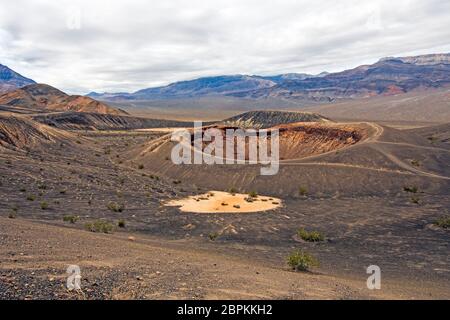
[0,0,449,94]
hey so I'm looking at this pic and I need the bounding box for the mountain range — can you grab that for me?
[88,53,450,103]
[0,64,36,94]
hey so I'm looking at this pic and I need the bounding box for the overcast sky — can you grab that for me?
[1,0,449,94]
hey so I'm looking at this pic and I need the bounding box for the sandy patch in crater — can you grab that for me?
[165,191,282,213]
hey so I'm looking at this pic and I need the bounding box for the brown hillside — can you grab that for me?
[0,84,127,115]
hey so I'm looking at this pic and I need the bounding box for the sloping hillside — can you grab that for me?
[220,110,329,128]
[32,112,193,131]
[0,84,127,115]
[0,115,78,150]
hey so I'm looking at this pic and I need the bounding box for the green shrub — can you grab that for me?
[8,206,18,219]
[411,160,421,167]
[107,202,125,212]
[287,250,319,272]
[435,216,450,229]
[85,220,115,233]
[117,219,126,228]
[208,232,219,241]
[248,191,258,198]
[228,187,238,194]
[63,215,78,224]
[410,196,420,204]
[403,186,418,193]
[297,229,325,242]
[40,201,49,210]
[298,187,308,196]
[26,195,36,201]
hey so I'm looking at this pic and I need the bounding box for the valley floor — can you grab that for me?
[0,125,449,299]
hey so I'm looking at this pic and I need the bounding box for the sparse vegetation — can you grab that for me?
[107,202,125,212]
[411,159,421,167]
[410,196,420,204]
[8,206,18,219]
[248,191,258,198]
[85,220,115,233]
[63,215,78,224]
[118,219,126,228]
[287,250,319,272]
[403,186,418,193]
[208,232,219,241]
[26,194,36,201]
[297,228,325,242]
[37,183,47,190]
[298,186,308,196]
[435,216,450,229]
[40,201,49,210]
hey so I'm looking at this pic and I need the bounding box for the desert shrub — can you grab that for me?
[26,195,36,201]
[403,186,418,193]
[173,179,182,185]
[248,191,258,198]
[19,188,26,192]
[297,229,325,242]
[37,183,47,190]
[138,164,144,169]
[59,190,67,194]
[8,206,18,219]
[40,201,49,210]
[298,187,308,196]
[208,232,219,241]
[287,250,319,272]
[410,196,420,204]
[107,202,125,212]
[63,215,78,224]
[228,187,238,194]
[435,216,450,229]
[411,160,421,167]
[85,220,115,234]
[117,219,126,228]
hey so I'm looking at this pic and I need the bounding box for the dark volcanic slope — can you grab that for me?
[32,112,194,131]
[0,64,35,94]
[408,122,450,145]
[0,115,78,150]
[220,110,329,129]
[0,84,127,115]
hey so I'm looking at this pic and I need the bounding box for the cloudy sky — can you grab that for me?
[1,0,449,94]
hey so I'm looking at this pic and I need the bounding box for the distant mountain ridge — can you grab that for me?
[0,64,36,94]
[88,53,450,103]
[87,72,328,100]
